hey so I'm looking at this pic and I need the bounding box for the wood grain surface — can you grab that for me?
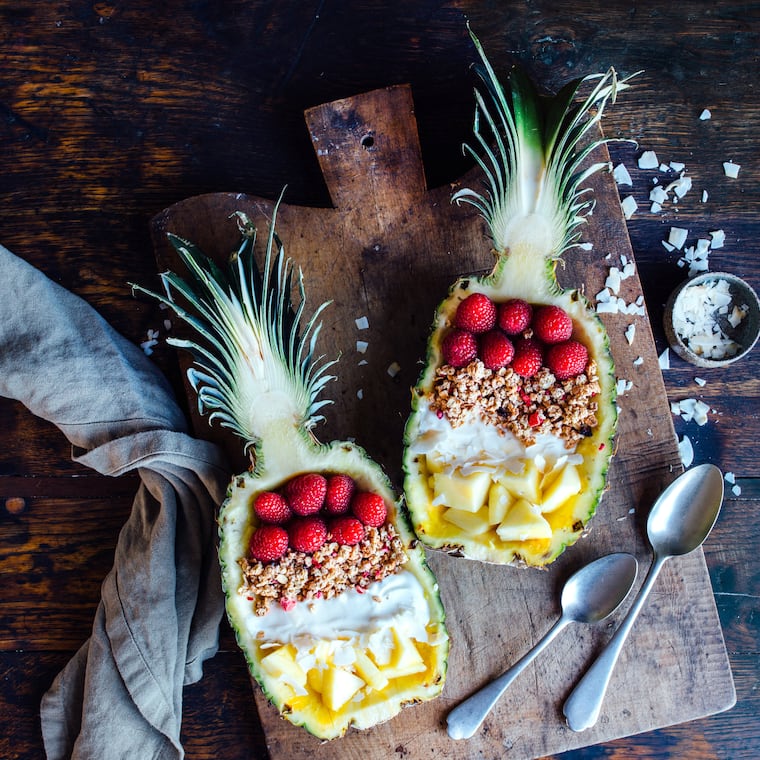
[1,2,758,759]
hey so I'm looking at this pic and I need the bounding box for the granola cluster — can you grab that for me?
[429,359,600,448]
[239,524,408,616]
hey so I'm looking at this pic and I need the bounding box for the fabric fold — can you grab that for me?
[0,243,230,759]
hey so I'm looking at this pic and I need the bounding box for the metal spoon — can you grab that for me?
[447,552,637,740]
[563,463,724,732]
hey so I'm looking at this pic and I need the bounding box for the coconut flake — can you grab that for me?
[699,109,712,120]
[701,190,709,203]
[355,316,370,330]
[613,163,633,186]
[621,195,638,219]
[356,340,369,354]
[650,185,669,204]
[724,472,735,485]
[694,377,706,387]
[387,361,401,378]
[670,161,686,172]
[638,150,659,169]
[678,435,694,467]
[356,388,364,400]
[624,324,636,345]
[732,484,742,496]
[723,161,741,178]
[709,229,725,249]
[658,348,670,369]
[633,356,644,366]
[668,227,689,250]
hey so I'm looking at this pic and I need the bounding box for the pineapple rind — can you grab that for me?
[219,433,449,740]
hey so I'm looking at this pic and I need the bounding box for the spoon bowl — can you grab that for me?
[647,463,724,556]
[447,552,637,740]
[563,463,724,732]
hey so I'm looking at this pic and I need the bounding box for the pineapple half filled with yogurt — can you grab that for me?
[135,201,448,739]
[403,33,633,565]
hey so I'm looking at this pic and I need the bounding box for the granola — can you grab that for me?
[429,359,600,448]
[239,523,408,615]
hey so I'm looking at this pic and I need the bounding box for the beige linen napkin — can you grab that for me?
[0,244,230,759]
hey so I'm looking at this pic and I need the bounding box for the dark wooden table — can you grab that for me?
[1,2,758,758]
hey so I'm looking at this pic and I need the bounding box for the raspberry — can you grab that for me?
[546,339,589,380]
[479,330,514,370]
[324,474,355,515]
[454,293,497,333]
[328,516,366,546]
[532,305,573,344]
[351,492,388,527]
[288,516,327,553]
[512,338,544,378]
[498,299,533,335]
[442,328,478,368]
[249,524,289,562]
[528,411,544,427]
[284,473,327,516]
[253,491,291,524]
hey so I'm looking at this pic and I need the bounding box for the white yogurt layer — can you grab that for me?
[242,569,431,650]
[410,404,581,476]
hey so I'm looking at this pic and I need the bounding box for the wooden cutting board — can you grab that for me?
[150,85,735,759]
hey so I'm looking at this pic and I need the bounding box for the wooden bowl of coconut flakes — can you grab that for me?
[664,272,760,367]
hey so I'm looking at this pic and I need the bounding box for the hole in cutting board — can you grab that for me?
[360,133,375,148]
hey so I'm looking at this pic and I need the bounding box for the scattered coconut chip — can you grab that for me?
[355,316,370,330]
[356,389,364,400]
[616,378,633,395]
[670,161,686,172]
[621,195,638,219]
[606,267,622,294]
[387,361,401,378]
[694,377,706,387]
[163,319,172,331]
[662,240,675,253]
[668,227,689,250]
[732,484,742,496]
[140,328,160,356]
[701,190,709,203]
[665,174,693,199]
[356,340,369,354]
[678,435,694,468]
[358,359,368,366]
[658,348,670,369]
[723,161,741,178]
[699,109,711,120]
[625,324,636,345]
[658,163,670,173]
[579,242,594,251]
[724,472,735,484]
[638,150,659,169]
[633,356,644,366]
[650,202,662,214]
[613,163,633,186]
[650,185,669,204]
[709,229,725,249]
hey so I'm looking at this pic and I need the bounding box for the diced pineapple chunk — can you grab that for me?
[382,629,426,680]
[496,462,541,502]
[488,482,513,524]
[260,645,307,690]
[353,649,389,691]
[431,470,491,512]
[307,666,325,694]
[540,464,582,513]
[496,498,553,542]
[321,666,365,712]
[443,506,491,535]
[423,454,445,474]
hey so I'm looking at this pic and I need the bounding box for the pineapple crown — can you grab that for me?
[454,28,639,261]
[133,192,337,459]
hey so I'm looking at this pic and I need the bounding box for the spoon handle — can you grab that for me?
[447,617,569,740]
[562,554,667,732]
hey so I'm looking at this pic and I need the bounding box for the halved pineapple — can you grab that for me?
[135,199,448,739]
[403,31,633,566]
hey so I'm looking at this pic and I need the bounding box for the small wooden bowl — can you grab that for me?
[663,272,760,368]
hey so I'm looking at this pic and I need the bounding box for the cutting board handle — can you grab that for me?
[304,85,427,221]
